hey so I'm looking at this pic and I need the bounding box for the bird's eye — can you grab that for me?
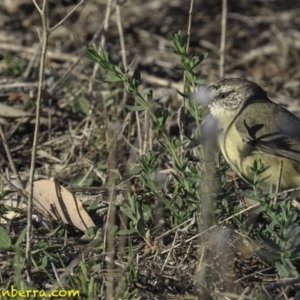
[219,93,226,99]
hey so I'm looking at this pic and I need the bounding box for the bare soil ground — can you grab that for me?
[1,0,300,299]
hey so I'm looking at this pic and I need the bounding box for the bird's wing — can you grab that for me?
[235,102,300,162]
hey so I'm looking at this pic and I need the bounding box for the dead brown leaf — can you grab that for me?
[25,180,95,232]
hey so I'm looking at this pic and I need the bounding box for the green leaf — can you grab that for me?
[176,89,191,99]
[119,62,125,73]
[142,204,151,221]
[34,241,48,249]
[89,199,99,211]
[256,248,280,261]
[128,166,143,176]
[71,173,93,187]
[130,69,141,91]
[275,262,289,277]
[84,45,101,63]
[79,261,88,280]
[40,255,48,268]
[120,206,137,223]
[117,228,137,235]
[259,234,281,252]
[97,161,108,170]
[124,104,146,112]
[127,56,137,72]
[78,96,90,115]
[284,257,297,272]
[0,227,11,249]
[0,190,17,200]
[195,79,206,85]
[136,218,146,235]
[15,226,27,247]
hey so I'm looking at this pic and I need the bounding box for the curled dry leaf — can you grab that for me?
[25,180,95,232]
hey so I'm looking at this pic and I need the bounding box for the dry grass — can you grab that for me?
[0,0,300,299]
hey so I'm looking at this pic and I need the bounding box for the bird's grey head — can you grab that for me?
[209,78,267,114]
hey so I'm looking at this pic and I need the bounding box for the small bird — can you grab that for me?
[209,78,300,191]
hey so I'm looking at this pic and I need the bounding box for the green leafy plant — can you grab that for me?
[85,39,209,229]
[4,51,26,77]
[237,160,300,277]
[119,191,151,237]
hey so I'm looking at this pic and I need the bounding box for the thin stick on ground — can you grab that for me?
[115,1,131,292]
[179,0,194,146]
[48,0,85,34]
[219,0,227,79]
[28,0,48,283]
[30,0,85,284]
[89,0,113,92]
[0,124,24,191]
[104,140,117,300]
[0,172,27,200]
[116,0,128,71]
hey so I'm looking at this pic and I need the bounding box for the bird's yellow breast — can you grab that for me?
[217,113,300,191]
